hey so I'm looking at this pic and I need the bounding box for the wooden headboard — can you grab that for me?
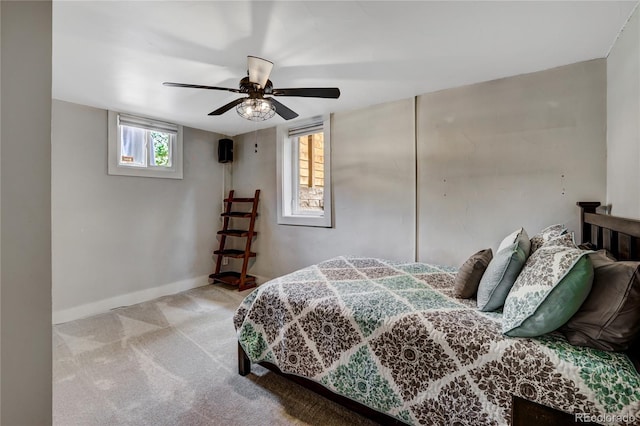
[577,201,640,261]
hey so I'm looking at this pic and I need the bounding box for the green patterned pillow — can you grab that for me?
[529,224,567,254]
[477,228,530,312]
[502,245,594,337]
[540,232,577,249]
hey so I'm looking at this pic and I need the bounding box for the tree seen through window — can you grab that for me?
[151,131,171,167]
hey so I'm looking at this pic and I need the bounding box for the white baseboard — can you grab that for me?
[53,275,210,324]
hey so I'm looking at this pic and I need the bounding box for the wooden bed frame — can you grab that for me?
[237,201,640,426]
[578,202,640,261]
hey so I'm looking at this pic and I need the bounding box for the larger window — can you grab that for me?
[108,111,183,179]
[277,116,332,227]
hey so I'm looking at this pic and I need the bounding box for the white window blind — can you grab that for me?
[118,113,178,134]
[288,122,323,138]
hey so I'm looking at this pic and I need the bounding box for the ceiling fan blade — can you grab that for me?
[271,87,340,99]
[247,56,273,89]
[208,98,246,116]
[163,82,241,93]
[268,98,298,120]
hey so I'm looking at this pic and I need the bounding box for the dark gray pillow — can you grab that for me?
[453,249,493,299]
[561,253,640,352]
[588,249,617,268]
[628,337,640,374]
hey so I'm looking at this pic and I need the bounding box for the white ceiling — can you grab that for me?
[53,1,637,137]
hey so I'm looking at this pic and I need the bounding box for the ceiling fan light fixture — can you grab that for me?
[236,98,276,122]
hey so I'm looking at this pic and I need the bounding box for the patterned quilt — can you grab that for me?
[233,257,640,425]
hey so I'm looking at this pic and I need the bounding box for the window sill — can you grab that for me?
[107,164,183,179]
[277,214,331,228]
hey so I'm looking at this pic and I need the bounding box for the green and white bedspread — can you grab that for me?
[233,257,640,425]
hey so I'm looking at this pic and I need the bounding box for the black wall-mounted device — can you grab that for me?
[218,138,233,163]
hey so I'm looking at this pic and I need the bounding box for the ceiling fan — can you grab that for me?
[163,56,340,122]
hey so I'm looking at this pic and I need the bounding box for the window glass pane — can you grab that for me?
[120,125,146,166]
[150,131,171,167]
[297,132,324,213]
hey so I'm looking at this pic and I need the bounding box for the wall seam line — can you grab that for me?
[414,95,419,263]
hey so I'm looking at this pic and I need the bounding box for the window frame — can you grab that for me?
[108,111,184,179]
[276,116,332,227]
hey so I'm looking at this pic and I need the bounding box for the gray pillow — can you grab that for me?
[453,248,493,299]
[477,228,530,312]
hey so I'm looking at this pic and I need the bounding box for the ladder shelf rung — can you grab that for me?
[209,271,256,288]
[214,249,257,258]
[224,198,257,203]
[217,229,257,237]
[221,212,255,218]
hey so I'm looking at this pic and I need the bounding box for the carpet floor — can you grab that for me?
[53,284,377,426]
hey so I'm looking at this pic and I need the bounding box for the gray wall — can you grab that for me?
[230,99,416,279]
[52,100,225,317]
[1,1,52,424]
[231,60,607,278]
[417,60,607,266]
[607,6,640,218]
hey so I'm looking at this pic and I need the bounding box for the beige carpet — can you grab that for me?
[53,284,377,426]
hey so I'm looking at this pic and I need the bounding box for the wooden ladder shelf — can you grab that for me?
[209,189,260,291]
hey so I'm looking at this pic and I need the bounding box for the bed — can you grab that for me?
[233,202,640,425]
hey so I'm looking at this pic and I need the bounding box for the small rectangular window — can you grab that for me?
[108,112,183,179]
[277,117,332,227]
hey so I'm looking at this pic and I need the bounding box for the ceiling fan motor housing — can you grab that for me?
[239,77,273,96]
